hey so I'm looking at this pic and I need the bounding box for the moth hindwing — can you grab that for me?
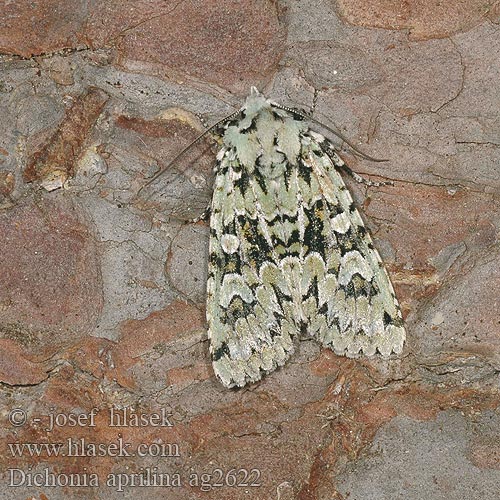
[198,88,405,388]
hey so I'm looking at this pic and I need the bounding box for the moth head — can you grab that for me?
[250,86,261,97]
[242,87,271,119]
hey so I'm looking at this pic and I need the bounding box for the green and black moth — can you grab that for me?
[207,89,405,387]
[147,88,406,388]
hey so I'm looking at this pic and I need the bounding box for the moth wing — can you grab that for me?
[301,132,405,357]
[207,152,299,388]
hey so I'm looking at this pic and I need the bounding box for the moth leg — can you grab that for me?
[312,88,319,114]
[319,140,393,187]
[313,130,392,187]
[190,205,211,223]
[339,163,393,188]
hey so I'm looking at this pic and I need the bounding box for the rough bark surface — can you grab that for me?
[0,1,499,498]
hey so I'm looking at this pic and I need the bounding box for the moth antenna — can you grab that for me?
[270,103,389,163]
[137,109,241,194]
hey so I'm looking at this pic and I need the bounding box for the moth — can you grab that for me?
[145,88,406,388]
